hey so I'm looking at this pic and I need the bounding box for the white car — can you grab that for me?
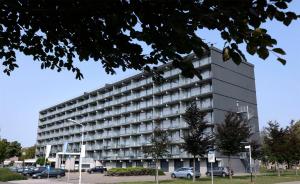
[171,167,200,179]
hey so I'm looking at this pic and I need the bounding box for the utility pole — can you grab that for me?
[245,145,252,183]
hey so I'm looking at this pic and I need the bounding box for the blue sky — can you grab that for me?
[0,2,300,147]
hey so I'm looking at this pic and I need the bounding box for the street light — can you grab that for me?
[244,145,252,183]
[67,119,84,184]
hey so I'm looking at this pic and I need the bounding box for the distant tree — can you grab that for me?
[215,112,252,179]
[1,1,298,79]
[6,141,22,158]
[0,139,9,163]
[142,127,170,184]
[19,146,36,161]
[181,102,214,182]
[263,121,289,176]
[35,157,47,166]
[286,121,300,174]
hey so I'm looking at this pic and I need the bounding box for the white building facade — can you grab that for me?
[36,48,259,174]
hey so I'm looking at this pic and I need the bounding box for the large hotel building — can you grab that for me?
[36,48,259,174]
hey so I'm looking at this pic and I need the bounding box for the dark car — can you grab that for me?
[32,169,65,179]
[23,167,47,176]
[206,167,233,177]
[87,166,107,174]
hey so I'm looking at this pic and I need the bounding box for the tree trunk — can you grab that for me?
[193,156,196,182]
[228,156,232,180]
[156,159,159,184]
[254,159,257,180]
[277,162,280,177]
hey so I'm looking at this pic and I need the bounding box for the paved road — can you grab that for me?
[276,182,300,184]
[8,172,171,184]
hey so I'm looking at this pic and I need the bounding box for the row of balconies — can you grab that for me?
[40,87,206,123]
[40,67,211,120]
[40,58,211,117]
[38,117,188,141]
[38,106,213,139]
[39,92,212,131]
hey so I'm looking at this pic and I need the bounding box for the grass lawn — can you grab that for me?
[0,168,27,182]
[121,173,300,184]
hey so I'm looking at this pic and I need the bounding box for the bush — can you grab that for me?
[107,167,165,176]
[0,168,27,181]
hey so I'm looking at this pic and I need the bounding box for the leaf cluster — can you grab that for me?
[1,0,298,78]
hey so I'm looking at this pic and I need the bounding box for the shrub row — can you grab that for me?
[0,168,27,182]
[106,167,165,176]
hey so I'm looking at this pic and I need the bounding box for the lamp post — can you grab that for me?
[245,145,252,183]
[67,119,84,184]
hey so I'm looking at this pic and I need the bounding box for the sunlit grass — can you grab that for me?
[120,173,300,184]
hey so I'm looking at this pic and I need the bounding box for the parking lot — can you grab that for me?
[9,172,171,184]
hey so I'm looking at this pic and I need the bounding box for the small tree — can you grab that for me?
[263,121,288,176]
[181,102,214,182]
[36,157,47,166]
[215,112,251,179]
[142,127,170,184]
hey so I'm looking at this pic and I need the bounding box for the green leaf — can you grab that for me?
[257,47,269,60]
[277,57,286,65]
[246,44,256,55]
[272,48,286,55]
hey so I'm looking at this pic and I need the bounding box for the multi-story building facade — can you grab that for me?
[36,48,259,174]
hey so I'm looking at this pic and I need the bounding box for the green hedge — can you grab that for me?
[0,168,27,182]
[107,167,165,176]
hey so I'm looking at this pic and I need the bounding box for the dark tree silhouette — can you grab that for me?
[1,0,298,79]
[263,121,288,176]
[215,112,252,179]
[181,102,214,182]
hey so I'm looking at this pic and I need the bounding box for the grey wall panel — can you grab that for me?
[210,49,255,78]
[211,64,256,91]
[212,80,257,105]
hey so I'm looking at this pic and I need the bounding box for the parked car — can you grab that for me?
[171,167,200,179]
[206,167,233,177]
[87,166,107,174]
[32,169,65,179]
[22,167,46,176]
[8,166,19,172]
[18,166,35,173]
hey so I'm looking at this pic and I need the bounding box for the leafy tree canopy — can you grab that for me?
[263,121,289,164]
[181,102,214,158]
[0,139,9,163]
[142,127,170,159]
[0,139,22,163]
[216,112,252,157]
[6,141,22,158]
[35,157,47,165]
[19,146,36,161]
[1,0,298,79]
